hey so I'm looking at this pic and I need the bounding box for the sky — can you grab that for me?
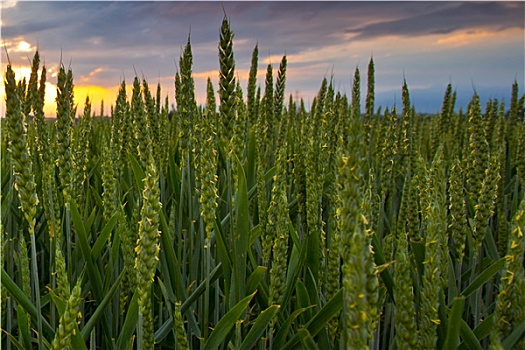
[1,1,524,117]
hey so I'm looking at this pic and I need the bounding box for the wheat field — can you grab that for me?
[1,16,524,350]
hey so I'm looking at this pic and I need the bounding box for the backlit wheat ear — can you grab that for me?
[56,66,74,207]
[405,170,422,243]
[491,199,525,348]
[304,78,328,293]
[433,83,454,156]
[26,51,40,115]
[263,63,274,166]
[119,208,137,315]
[174,301,190,350]
[472,152,501,260]
[230,80,246,163]
[379,107,399,201]
[325,95,346,343]
[466,93,489,211]
[206,77,217,116]
[134,157,162,349]
[394,233,418,349]
[147,80,163,162]
[72,96,92,210]
[257,172,270,267]
[158,88,171,173]
[42,127,61,242]
[218,14,236,147]
[257,75,271,264]
[326,195,341,341]
[362,188,380,339]
[483,99,498,151]
[506,81,521,168]
[394,165,417,348]
[418,149,447,349]
[174,72,184,164]
[131,76,152,168]
[27,51,48,168]
[33,58,49,166]
[130,77,142,158]
[337,153,370,348]
[316,80,335,286]
[495,103,510,257]
[363,57,375,155]
[51,280,82,350]
[101,131,118,223]
[247,44,259,130]
[206,77,219,150]
[266,55,289,285]
[54,245,71,301]
[267,134,291,345]
[115,80,131,172]
[177,37,197,165]
[193,108,218,247]
[274,55,287,126]
[351,66,361,121]
[5,65,45,344]
[142,80,158,158]
[5,65,40,236]
[448,157,468,264]
[268,121,291,307]
[18,235,31,302]
[516,119,525,186]
[292,99,308,238]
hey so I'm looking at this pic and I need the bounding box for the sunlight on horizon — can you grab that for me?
[1,24,522,117]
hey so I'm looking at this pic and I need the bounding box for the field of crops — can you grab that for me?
[2,17,524,350]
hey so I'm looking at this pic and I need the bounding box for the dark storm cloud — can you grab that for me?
[347,2,525,40]
[5,2,521,59]
[3,2,110,37]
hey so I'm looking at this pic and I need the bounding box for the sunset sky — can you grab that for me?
[1,1,524,117]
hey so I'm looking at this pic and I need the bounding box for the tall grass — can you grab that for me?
[1,17,524,349]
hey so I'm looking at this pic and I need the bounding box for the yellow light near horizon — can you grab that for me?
[42,84,119,117]
[0,80,119,118]
[73,85,119,116]
[43,82,58,117]
[11,66,32,81]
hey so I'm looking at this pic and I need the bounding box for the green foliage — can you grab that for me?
[2,19,524,350]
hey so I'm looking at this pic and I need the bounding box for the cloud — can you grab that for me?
[436,30,494,48]
[1,1,17,10]
[2,37,35,53]
[1,1,523,115]
[15,40,32,52]
[347,2,524,41]
[4,2,520,68]
[79,67,105,83]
